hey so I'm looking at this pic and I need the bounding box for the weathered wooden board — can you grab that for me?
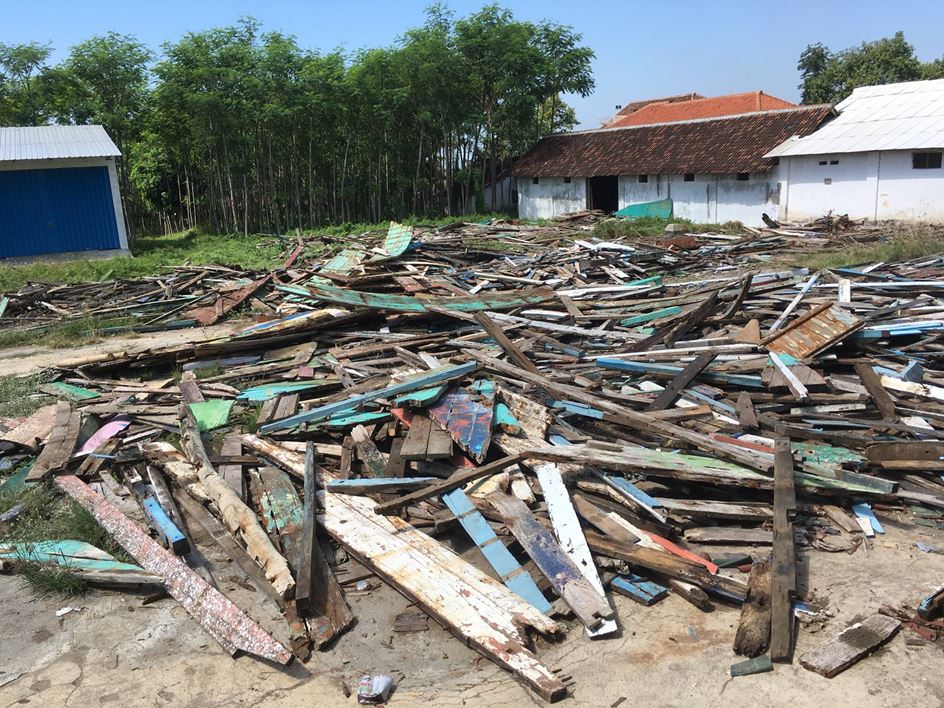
[55,475,292,664]
[733,556,772,657]
[800,614,900,677]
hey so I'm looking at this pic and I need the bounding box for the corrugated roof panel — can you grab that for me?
[767,79,944,157]
[0,125,121,162]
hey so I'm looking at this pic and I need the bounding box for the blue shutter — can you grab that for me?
[0,166,121,258]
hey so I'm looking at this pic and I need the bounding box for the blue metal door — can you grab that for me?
[0,166,120,258]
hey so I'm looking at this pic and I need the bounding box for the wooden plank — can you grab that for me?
[178,371,205,403]
[855,363,898,421]
[441,487,551,614]
[646,352,716,411]
[733,556,772,657]
[426,421,455,459]
[295,443,354,645]
[571,493,639,544]
[401,415,433,461]
[488,490,614,631]
[350,424,387,478]
[769,272,820,332]
[799,614,901,677]
[55,475,292,664]
[218,433,246,501]
[769,353,808,402]
[534,462,617,637]
[770,435,796,662]
[474,311,540,373]
[373,454,523,515]
[383,437,407,477]
[178,408,295,596]
[259,361,477,433]
[610,573,668,606]
[0,403,57,452]
[27,401,81,481]
[736,392,759,428]
[684,527,772,544]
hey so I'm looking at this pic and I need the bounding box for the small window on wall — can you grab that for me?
[818,160,827,166]
[830,160,839,165]
[532,177,539,184]
[638,174,648,183]
[683,173,695,182]
[564,176,572,183]
[913,151,943,169]
[736,173,749,181]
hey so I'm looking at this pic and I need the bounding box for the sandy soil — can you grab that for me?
[1,517,942,707]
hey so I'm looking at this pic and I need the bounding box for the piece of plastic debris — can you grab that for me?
[56,606,80,617]
[357,674,395,704]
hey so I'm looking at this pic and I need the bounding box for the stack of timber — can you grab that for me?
[2,216,944,699]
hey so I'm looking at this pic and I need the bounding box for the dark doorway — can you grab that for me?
[588,175,619,213]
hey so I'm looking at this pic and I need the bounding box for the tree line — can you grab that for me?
[0,4,594,235]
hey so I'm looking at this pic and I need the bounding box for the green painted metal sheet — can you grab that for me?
[614,198,673,220]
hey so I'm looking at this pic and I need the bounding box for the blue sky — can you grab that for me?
[4,0,943,128]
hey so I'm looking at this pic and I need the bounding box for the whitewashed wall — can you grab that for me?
[482,175,516,212]
[781,149,944,223]
[619,173,780,226]
[517,177,586,220]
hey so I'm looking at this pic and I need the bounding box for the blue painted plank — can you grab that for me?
[441,488,551,613]
[604,474,662,508]
[852,502,885,534]
[598,357,765,389]
[260,362,477,433]
[611,573,668,605]
[549,399,604,420]
[327,477,435,494]
[142,496,190,554]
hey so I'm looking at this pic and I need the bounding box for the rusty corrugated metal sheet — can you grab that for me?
[513,106,834,177]
[764,303,863,358]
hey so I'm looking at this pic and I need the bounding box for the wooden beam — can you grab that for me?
[799,614,900,677]
[474,311,540,373]
[646,352,716,411]
[373,454,522,515]
[733,556,772,657]
[854,363,897,420]
[488,490,614,631]
[55,475,292,664]
[27,401,81,481]
[770,435,796,662]
[295,443,354,644]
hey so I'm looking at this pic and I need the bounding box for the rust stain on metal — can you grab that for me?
[764,302,863,358]
[55,475,293,665]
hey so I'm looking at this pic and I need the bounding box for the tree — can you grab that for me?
[798,32,926,104]
[0,42,53,124]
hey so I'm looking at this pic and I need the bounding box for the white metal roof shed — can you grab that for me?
[0,125,121,162]
[765,79,944,158]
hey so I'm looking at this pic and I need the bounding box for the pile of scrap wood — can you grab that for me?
[2,221,944,699]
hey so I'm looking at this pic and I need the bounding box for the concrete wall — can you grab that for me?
[619,173,779,226]
[781,149,944,223]
[482,175,517,213]
[517,176,586,220]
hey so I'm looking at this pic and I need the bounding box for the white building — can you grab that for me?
[512,105,832,226]
[767,79,944,223]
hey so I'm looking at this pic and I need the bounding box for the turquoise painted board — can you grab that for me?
[620,306,682,327]
[604,474,663,508]
[493,402,521,433]
[237,380,335,402]
[324,410,391,428]
[394,386,447,408]
[276,283,554,313]
[441,487,551,613]
[614,198,673,220]
[0,539,146,573]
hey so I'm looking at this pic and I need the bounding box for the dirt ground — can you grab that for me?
[1,515,942,707]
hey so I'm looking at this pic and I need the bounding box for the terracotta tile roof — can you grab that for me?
[512,106,834,178]
[608,92,703,124]
[606,91,797,128]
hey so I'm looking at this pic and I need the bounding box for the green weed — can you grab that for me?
[0,373,53,418]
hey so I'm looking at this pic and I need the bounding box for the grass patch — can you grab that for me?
[0,315,137,350]
[0,482,132,597]
[0,373,52,418]
[592,217,744,240]
[0,213,521,293]
[798,231,944,270]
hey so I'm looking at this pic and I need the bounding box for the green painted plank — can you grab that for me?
[394,385,447,408]
[237,380,336,402]
[620,306,682,327]
[0,539,146,573]
[189,400,233,432]
[324,410,391,428]
[42,382,100,401]
[276,283,554,313]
